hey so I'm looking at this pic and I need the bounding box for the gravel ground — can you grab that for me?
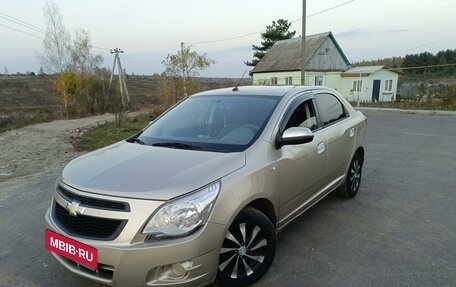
[0,113,143,201]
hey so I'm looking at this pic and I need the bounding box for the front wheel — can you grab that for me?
[337,152,363,198]
[214,207,276,287]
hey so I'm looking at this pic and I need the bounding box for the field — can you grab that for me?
[0,75,250,132]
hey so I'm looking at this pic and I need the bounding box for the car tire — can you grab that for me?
[337,152,363,198]
[214,207,276,287]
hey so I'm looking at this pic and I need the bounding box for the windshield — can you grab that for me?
[137,95,279,152]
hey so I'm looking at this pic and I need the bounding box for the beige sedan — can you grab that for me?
[45,85,367,287]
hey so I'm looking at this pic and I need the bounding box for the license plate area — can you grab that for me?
[45,229,98,270]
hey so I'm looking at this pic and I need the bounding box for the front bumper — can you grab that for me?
[44,186,226,287]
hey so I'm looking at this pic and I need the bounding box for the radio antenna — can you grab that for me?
[232,70,247,91]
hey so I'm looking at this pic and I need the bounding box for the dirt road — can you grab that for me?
[0,113,127,201]
[0,112,151,287]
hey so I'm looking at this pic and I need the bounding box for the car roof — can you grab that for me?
[192,85,334,98]
[192,85,297,97]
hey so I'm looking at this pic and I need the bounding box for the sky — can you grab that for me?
[1,0,456,77]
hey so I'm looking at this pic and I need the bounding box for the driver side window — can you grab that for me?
[284,100,318,131]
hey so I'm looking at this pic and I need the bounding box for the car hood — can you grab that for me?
[61,141,246,200]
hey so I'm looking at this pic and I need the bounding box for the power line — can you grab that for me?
[91,45,110,52]
[0,14,45,34]
[292,0,355,23]
[185,0,356,45]
[184,30,262,45]
[389,62,456,71]
[0,11,45,33]
[0,10,110,52]
[0,23,43,39]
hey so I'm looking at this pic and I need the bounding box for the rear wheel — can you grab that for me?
[215,207,276,287]
[337,152,363,198]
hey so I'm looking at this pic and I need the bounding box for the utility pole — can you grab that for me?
[109,48,130,106]
[301,0,307,85]
[181,42,187,98]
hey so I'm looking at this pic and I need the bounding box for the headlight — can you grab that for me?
[143,181,220,239]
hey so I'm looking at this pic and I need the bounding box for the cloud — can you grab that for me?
[383,29,411,33]
[336,29,412,39]
[335,29,368,38]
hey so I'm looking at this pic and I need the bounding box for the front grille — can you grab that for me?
[54,201,126,240]
[57,186,130,212]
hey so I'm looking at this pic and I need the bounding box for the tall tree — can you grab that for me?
[41,1,70,73]
[245,19,296,67]
[41,2,106,116]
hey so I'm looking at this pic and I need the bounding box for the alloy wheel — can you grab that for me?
[218,223,268,279]
[349,158,361,192]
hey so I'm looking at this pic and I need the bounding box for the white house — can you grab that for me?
[252,32,350,87]
[251,32,399,102]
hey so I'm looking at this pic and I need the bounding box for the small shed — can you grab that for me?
[340,66,399,102]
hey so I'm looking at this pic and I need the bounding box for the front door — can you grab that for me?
[372,80,381,102]
[273,96,327,226]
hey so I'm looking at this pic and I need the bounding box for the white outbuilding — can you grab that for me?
[340,66,399,102]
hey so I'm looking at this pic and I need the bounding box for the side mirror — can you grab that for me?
[276,127,314,148]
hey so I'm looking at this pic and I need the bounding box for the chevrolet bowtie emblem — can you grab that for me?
[65,200,85,217]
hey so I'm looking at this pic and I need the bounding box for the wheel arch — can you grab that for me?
[355,146,365,163]
[246,198,277,228]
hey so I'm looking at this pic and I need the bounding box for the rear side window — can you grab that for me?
[315,93,346,126]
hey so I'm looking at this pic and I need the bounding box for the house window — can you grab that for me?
[285,76,293,85]
[385,80,392,91]
[314,76,323,86]
[270,77,278,85]
[352,80,362,92]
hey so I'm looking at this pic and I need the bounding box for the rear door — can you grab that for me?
[314,92,356,182]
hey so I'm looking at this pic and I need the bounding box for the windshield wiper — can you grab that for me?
[129,137,146,145]
[152,142,202,150]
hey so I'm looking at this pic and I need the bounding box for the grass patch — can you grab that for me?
[77,105,171,151]
[78,118,150,151]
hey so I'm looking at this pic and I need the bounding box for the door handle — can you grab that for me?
[317,141,325,154]
[349,128,355,137]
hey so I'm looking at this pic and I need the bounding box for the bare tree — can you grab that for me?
[41,1,70,73]
[69,29,103,75]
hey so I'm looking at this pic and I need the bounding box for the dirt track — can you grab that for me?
[0,113,121,201]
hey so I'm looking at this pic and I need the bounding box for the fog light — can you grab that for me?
[171,263,186,277]
[161,261,195,280]
[147,260,202,284]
